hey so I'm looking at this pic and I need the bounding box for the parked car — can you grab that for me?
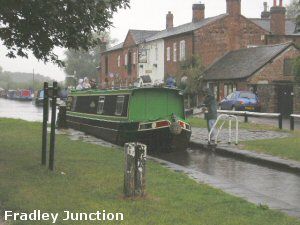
[219,91,260,111]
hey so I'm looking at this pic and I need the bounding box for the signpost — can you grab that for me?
[41,82,49,165]
[49,82,58,171]
[41,81,58,171]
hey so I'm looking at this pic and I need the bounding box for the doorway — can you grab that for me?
[277,85,294,116]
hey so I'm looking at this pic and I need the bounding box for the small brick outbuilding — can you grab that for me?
[203,42,300,114]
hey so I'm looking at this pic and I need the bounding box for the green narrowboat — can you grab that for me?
[64,87,191,151]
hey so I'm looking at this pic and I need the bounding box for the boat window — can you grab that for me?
[97,96,105,114]
[115,96,125,116]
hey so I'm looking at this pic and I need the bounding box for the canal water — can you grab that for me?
[1,98,300,217]
[0,98,43,122]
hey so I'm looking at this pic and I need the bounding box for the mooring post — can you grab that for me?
[124,143,136,197]
[244,113,248,123]
[49,81,58,171]
[41,82,49,166]
[278,114,283,130]
[124,143,147,197]
[134,144,147,196]
[290,116,295,131]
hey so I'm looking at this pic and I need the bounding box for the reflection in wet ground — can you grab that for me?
[155,149,300,215]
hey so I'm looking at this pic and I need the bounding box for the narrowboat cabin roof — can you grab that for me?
[67,87,186,122]
[69,87,183,96]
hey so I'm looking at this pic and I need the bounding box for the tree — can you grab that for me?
[179,55,205,95]
[286,0,300,19]
[178,55,206,108]
[64,32,115,81]
[0,0,129,66]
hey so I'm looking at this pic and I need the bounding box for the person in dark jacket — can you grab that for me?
[202,88,218,143]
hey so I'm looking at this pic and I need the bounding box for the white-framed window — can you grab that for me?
[173,43,177,62]
[124,53,128,66]
[97,96,105,114]
[133,52,137,64]
[115,95,125,116]
[166,47,171,61]
[179,40,186,61]
[117,55,120,67]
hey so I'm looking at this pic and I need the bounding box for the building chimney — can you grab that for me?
[192,3,205,22]
[270,0,286,35]
[261,2,270,19]
[166,11,173,29]
[226,0,241,17]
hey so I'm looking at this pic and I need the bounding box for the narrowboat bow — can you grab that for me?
[63,87,191,151]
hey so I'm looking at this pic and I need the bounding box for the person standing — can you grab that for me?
[202,88,217,144]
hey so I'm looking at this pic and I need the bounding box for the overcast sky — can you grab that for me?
[0,0,292,81]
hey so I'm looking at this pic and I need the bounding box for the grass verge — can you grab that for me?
[188,117,280,131]
[241,131,300,162]
[0,118,299,225]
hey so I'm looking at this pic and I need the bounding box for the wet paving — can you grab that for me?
[1,98,300,218]
[154,149,300,218]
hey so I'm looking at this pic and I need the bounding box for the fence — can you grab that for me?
[217,110,283,129]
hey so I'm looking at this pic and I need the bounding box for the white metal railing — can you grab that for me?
[208,114,239,145]
[217,110,282,129]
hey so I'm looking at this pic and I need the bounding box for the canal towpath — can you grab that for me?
[190,127,300,173]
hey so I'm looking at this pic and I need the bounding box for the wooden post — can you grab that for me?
[41,82,49,166]
[49,81,58,171]
[134,144,147,196]
[124,143,136,197]
[124,143,147,197]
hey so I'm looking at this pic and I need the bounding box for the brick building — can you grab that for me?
[252,1,300,46]
[99,30,158,88]
[203,43,300,114]
[99,0,300,113]
[100,0,270,85]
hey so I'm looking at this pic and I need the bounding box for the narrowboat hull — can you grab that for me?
[62,87,192,152]
[66,113,191,151]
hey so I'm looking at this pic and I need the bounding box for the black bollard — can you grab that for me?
[49,82,58,171]
[290,116,295,131]
[41,82,49,166]
[278,114,283,130]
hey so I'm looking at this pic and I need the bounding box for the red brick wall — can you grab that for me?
[99,32,139,88]
[270,7,286,35]
[193,15,268,67]
[164,33,194,79]
[267,35,300,46]
[247,46,299,84]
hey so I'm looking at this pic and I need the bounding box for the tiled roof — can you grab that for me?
[104,14,227,52]
[129,30,160,44]
[105,42,124,52]
[250,18,300,35]
[104,30,159,53]
[203,43,293,81]
[146,14,228,42]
